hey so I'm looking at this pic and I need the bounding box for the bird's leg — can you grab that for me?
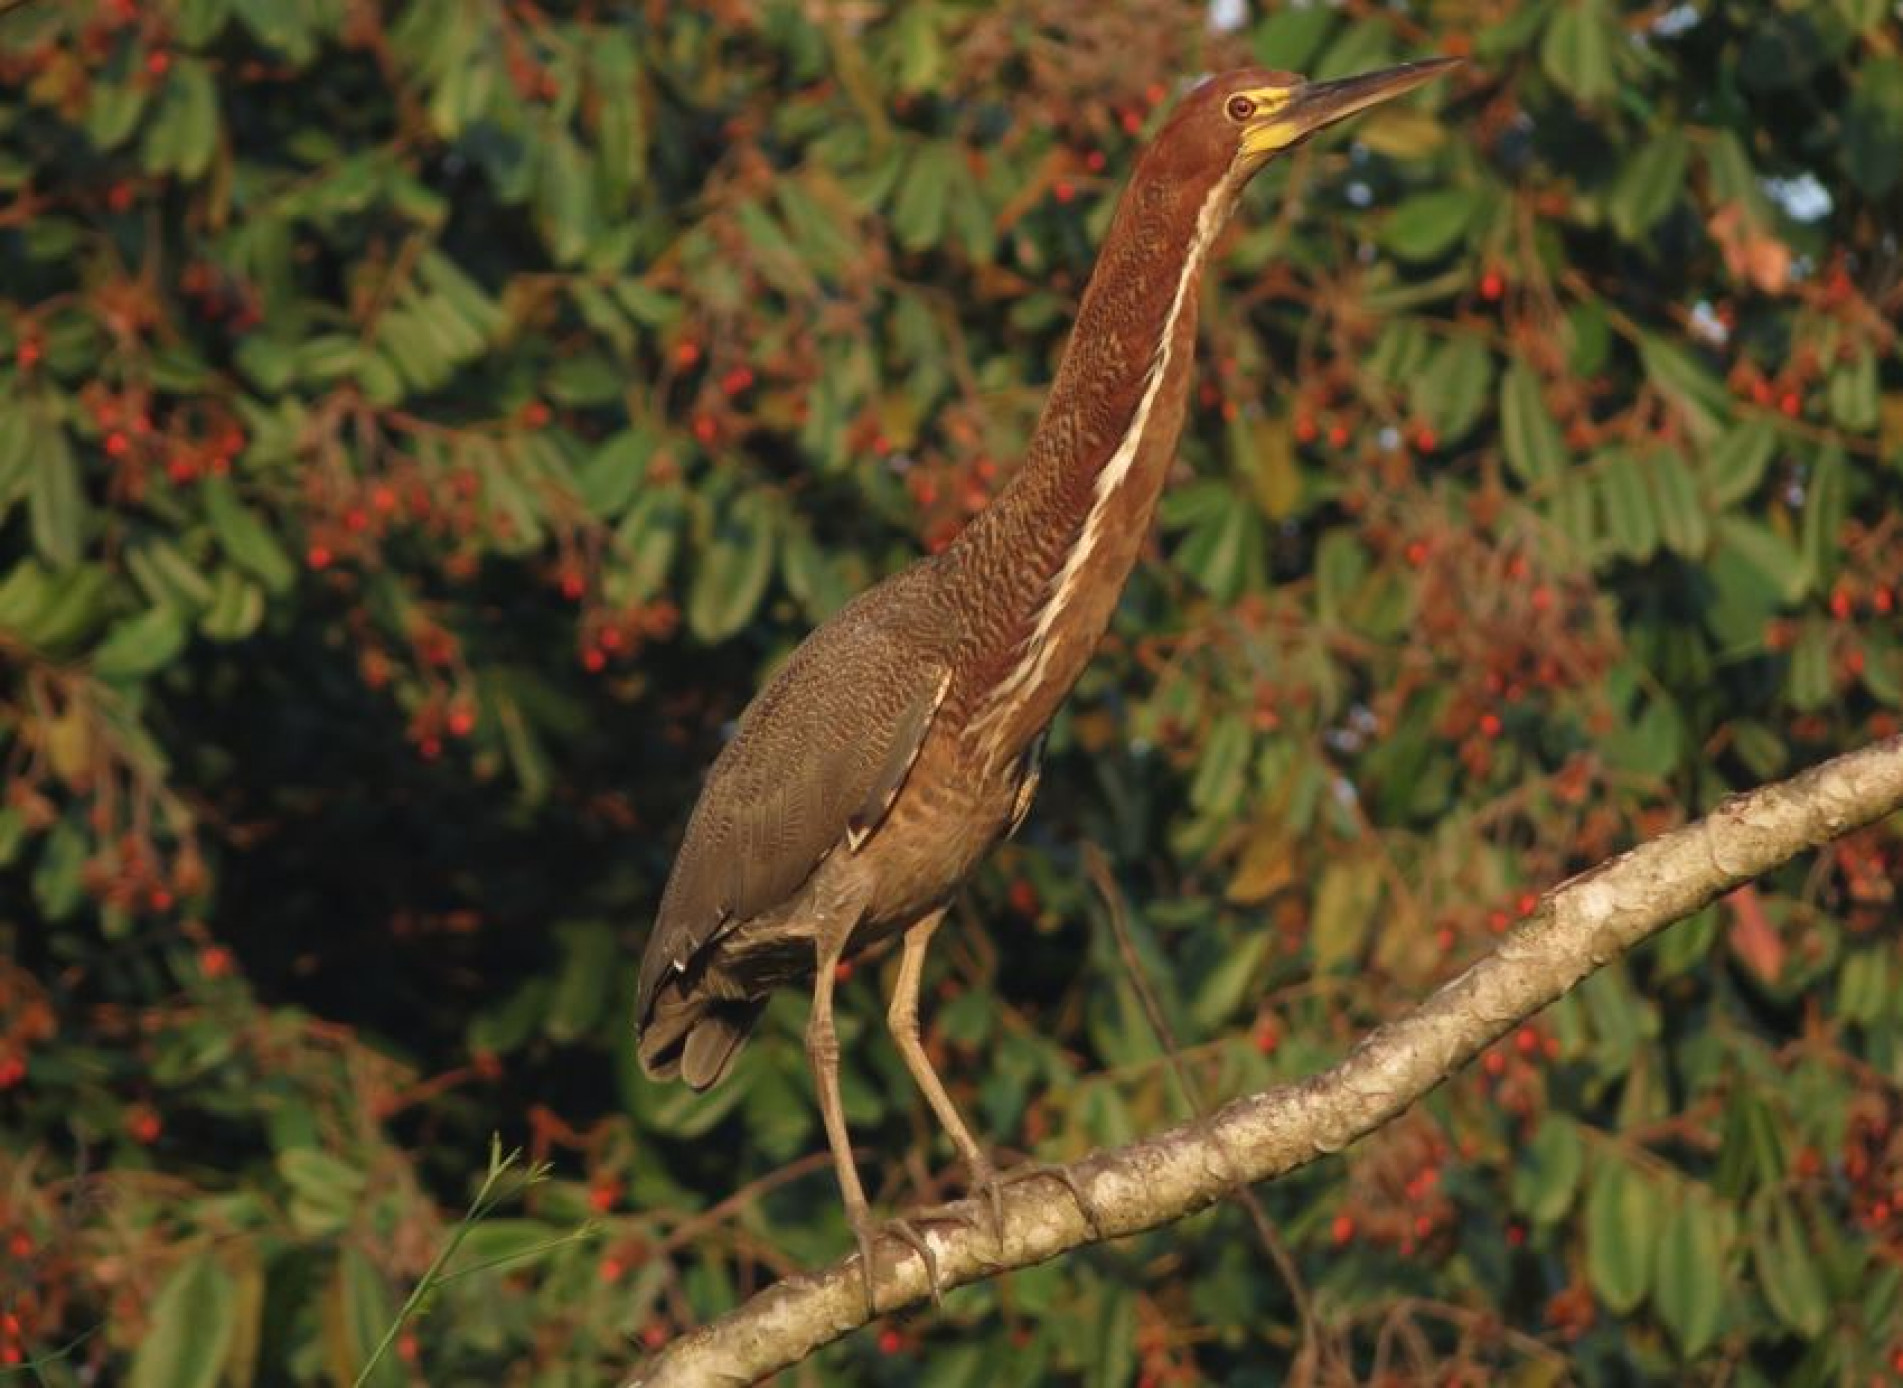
[807,933,939,1313]
[886,909,996,1225]
[886,909,1105,1249]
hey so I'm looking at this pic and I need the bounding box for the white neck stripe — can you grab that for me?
[969,170,1234,747]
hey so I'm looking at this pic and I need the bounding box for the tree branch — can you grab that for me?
[626,736,1903,1387]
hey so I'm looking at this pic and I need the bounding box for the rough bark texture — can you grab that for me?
[625,736,1903,1388]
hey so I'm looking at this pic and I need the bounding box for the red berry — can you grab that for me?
[692,415,717,445]
[199,946,233,978]
[588,1181,621,1214]
[145,50,171,76]
[446,706,476,738]
[1778,390,1801,418]
[1412,425,1437,453]
[1054,180,1076,204]
[599,1256,625,1284]
[673,341,701,368]
[1479,270,1505,301]
[878,1328,904,1355]
[1405,540,1429,567]
[521,400,551,428]
[1330,1213,1355,1245]
[418,736,442,761]
[15,340,40,368]
[1478,712,1503,738]
[306,544,333,571]
[0,1056,24,1090]
[1517,892,1539,916]
[104,431,131,458]
[582,648,606,672]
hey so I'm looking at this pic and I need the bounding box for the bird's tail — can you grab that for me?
[637,983,764,1091]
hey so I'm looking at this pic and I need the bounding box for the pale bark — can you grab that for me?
[625,735,1903,1387]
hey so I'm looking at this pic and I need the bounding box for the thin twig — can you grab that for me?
[1082,843,1323,1373]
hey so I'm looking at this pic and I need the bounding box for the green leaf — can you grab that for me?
[687,489,777,643]
[1188,930,1272,1031]
[0,406,33,509]
[1842,58,1903,197]
[1609,131,1689,241]
[1647,447,1709,557]
[1701,419,1777,508]
[1585,1160,1655,1314]
[93,607,188,682]
[28,423,84,569]
[545,921,617,1042]
[1500,360,1566,487]
[1310,858,1382,972]
[1542,0,1617,104]
[1411,335,1493,441]
[1655,1196,1728,1357]
[1173,498,1260,603]
[129,1254,237,1388]
[1188,713,1250,818]
[575,427,653,520]
[1379,188,1482,263]
[1827,347,1878,432]
[893,141,958,252]
[1640,335,1729,443]
[1598,451,1659,561]
[203,479,295,594]
[198,567,266,643]
[1513,1117,1585,1225]
[1801,449,1846,590]
[615,486,686,604]
[333,1246,403,1388]
[1751,1195,1827,1338]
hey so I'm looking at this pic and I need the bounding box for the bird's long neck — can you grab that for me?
[946,152,1243,761]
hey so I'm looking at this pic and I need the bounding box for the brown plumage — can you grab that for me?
[636,57,1459,1305]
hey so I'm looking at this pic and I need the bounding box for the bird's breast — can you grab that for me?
[838,721,1026,939]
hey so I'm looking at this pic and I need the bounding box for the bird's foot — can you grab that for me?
[851,1211,951,1313]
[973,1159,1104,1244]
[909,1158,1103,1255]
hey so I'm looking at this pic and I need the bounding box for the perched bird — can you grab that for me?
[637,57,1458,1302]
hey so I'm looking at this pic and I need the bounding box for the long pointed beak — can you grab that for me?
[1243,57,1462,157]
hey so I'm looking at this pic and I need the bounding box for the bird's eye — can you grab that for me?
[1226,95,1256,122]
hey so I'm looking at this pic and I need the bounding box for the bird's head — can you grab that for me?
[1152,58,1461,183]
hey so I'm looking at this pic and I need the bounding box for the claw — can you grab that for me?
[975,1160,1104,1244]
[852,1212,948,1311]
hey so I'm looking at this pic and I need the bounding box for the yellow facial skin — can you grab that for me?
[1236,59,1461,160]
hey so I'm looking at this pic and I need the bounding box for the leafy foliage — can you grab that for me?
[2,0,1901,1382]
